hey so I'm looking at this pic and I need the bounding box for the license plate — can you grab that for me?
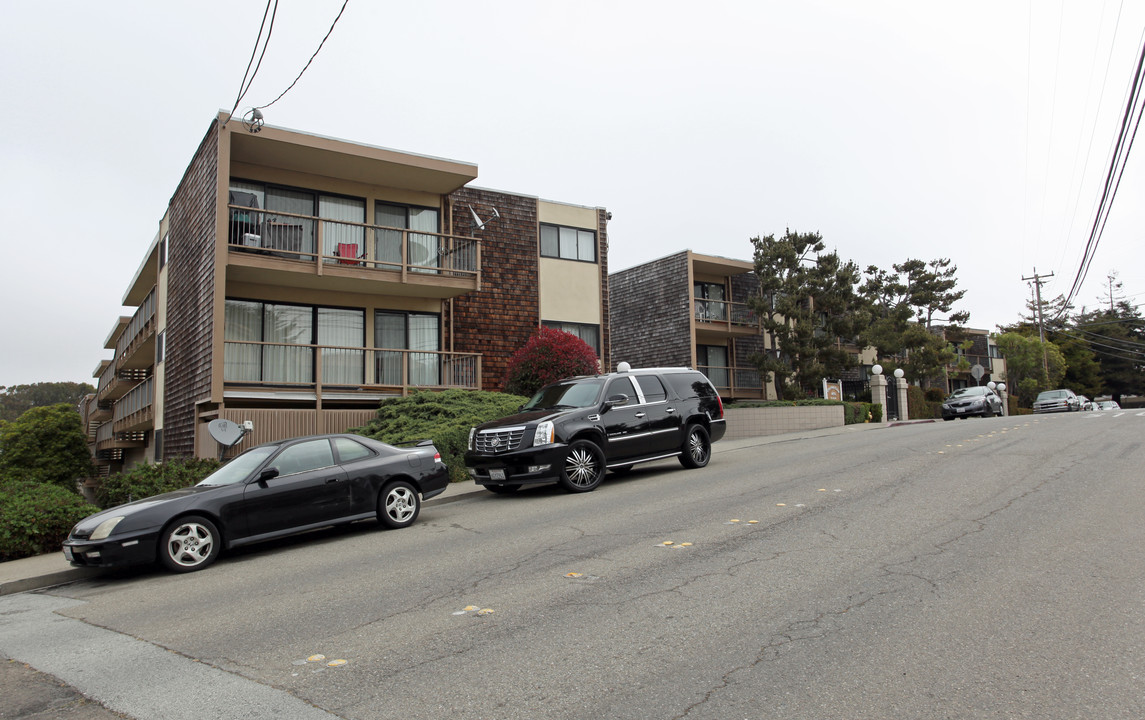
[489,469,506,481]
[63,547,73,562]
[957,408,966,413]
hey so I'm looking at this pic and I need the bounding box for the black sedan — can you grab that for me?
[941,385,1004,420]
[63,434,448,573]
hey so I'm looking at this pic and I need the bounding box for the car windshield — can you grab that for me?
[948,387,987,399]
[197,446,277,486]
[1036,390,1068,400]
[522,379,604,410]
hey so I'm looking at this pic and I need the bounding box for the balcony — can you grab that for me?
[699,365,767,400]
[222,341,481,400]
[226,206,481,299]
[97,364,150,403]
[114,377,154,433]
[115,288,156,371]
[693,298,761,338]
[94,420,146,457]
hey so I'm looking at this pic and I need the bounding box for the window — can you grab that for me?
[540,224,596,263]
[333,437,373,463]
[635,375,667,403]
[228,179,366,261]
[376,202,440,273]
[224,299,365,385]
[375,311,441,386]
[156,330,166,364]
[697,345,729,390]
[694,282,727,321]
[159,233,168,269]
[542,321,600,354]
[273,439,335,476]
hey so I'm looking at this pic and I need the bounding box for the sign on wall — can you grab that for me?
[823,379,843,401]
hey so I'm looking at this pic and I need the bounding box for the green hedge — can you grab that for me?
[352,389,530,483]
[97,457,221,510]
[0,480,98,561]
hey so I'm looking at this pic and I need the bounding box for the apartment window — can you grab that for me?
[376,202,440,273]
[156,330,165,364]
[540,224,596,263]
[694,282,727,321]
[375,311,441,386]
[224,299,365,385]
[542,321,600,354]
[697,345,729,390]
[159,232,168,268]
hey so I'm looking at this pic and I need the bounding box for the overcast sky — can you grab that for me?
[2,1,1143,387]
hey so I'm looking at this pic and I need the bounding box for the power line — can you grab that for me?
[254,0,349,113]
[224,0,279,127]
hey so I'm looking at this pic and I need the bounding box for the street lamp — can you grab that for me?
[893,368,904,379]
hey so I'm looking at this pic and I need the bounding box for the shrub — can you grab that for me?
[924,387,945,402]
[843,402,881,424]
[0,404,92,492]
[97,457,221,510]
[907,385,942,419]
[352,389,529,483]
[0,480,98,561]
[503,327,600,398]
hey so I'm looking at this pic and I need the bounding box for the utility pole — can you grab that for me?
[1022,269,1054,380]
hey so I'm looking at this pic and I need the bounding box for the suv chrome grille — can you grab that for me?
[475,426,526,453]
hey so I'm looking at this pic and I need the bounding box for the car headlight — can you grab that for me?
[90,516,125,541]
[533,421,555,448]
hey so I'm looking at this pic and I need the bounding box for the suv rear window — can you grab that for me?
[663,372,717,400]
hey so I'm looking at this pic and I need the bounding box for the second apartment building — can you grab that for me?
[85,112,608,473]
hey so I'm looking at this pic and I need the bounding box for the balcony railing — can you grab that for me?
[228,205,480,281]
[114,377,153,431]
[115,288,156,367]
[222,341,481,395]
[693,299,759,329]
[699,365,766,399]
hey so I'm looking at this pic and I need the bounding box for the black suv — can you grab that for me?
[465,367,726,494]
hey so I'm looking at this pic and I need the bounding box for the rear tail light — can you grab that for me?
[716,394,725,419]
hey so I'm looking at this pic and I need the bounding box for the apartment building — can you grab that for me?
[83,113,608,478]
[610,251,773,400]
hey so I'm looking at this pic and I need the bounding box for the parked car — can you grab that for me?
[63,434,448,573]
[1032,389,1080,413]
[1095,400,1121,410]
[465,367,726,494]
[941,385,1003,420]
[1077,395,1093,411]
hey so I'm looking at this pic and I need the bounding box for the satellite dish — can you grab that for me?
[208,419,245,447]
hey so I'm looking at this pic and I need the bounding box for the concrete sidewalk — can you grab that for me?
[0,420,911,596]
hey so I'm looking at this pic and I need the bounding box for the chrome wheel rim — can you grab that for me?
[688,431,709,464]
[565,447,600,487]
[385,486,416,522]
[166,522,214,568]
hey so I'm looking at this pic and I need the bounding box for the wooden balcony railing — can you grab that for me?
[115,288,156,368]
[693,299,759,330]
[698,365,766,399]
[227,205,480,284]
[222,341,481,396]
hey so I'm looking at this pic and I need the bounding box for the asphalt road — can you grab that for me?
[3,411,1144,719]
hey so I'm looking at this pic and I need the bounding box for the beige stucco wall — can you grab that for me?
[536,200,602,326]
[722,405,846,440]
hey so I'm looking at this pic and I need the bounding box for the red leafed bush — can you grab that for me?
[503,327,600,398]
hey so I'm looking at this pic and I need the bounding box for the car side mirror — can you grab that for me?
[258,467,280,483]
[605,394,629,409]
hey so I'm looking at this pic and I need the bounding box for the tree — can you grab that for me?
[901,258,970,328]
[993,332,1066,406]
[0,382,96,423]
[0,404,93,491]
[503,327,601,398]
[1072,300,1145,400]
[746,230,865,400]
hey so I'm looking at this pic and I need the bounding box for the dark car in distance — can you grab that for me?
[941,385,1004,420]
[63,434,448,573]
[465,367,726,494]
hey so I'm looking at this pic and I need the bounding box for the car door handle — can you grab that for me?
[325,477,341,484]
[666,407,676,413]
[635,412,646,418]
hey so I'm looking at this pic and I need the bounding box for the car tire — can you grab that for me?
[679,424,711,469]
[378,480,420,529]
[485,484,520,495]
[158,515,221,573]
[559,439,605,493]
[943,416,954,421]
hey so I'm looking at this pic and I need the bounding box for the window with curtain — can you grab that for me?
[540,223,596,263]
[375,203,440,273]
[262,304,312,383]
[374,311,440,386]
[320,195,365,263]
[319,307,365,385]
[697,345,729,390]
[224,299,263,382]
[542,321,600,355]
[694,282,728,321]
